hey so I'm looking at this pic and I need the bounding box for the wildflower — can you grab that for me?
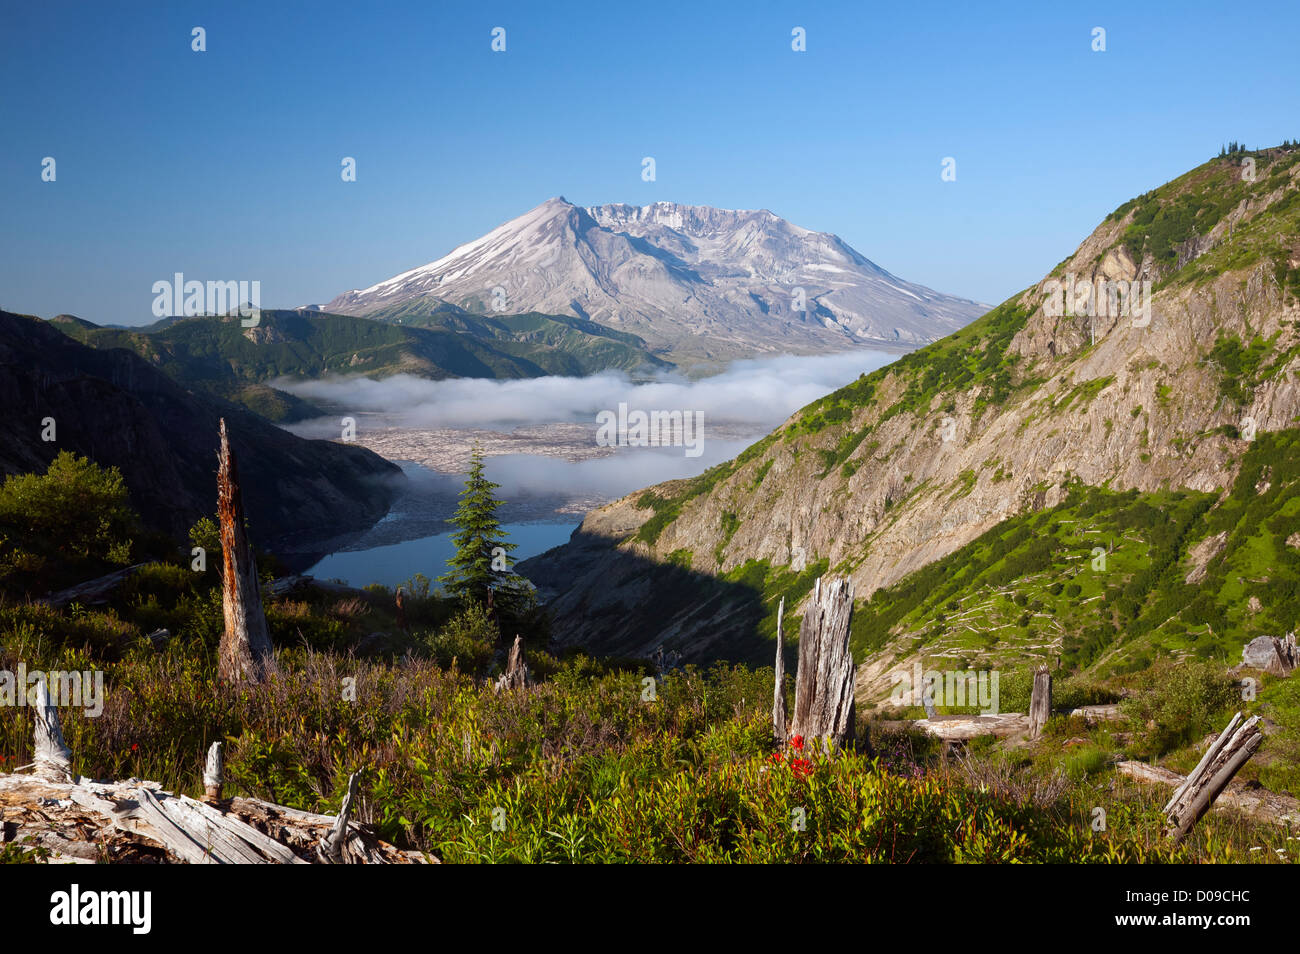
[131,743,138,752]
[790,758,814,780]
[789,735,804,751]
[768,751,784,764]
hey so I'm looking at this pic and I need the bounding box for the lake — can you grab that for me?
[305,520,578,590]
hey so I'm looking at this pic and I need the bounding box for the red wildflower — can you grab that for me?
[768,751,784,764]
[790,758,814,780]
[789,734,804,751]
[131,743,138,752]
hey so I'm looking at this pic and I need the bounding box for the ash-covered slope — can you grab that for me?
[521,145,1300,663]
[325,197,986,365]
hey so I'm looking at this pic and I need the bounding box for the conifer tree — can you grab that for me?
[439,445,517,607]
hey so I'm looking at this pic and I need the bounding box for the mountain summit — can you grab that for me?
[324,198,986,364]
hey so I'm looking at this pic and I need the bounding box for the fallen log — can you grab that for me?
[43,563,148,608]
[1163,712,1264,843]
[1117,755,1300,830]
[0,774,428,864]
[0,696,430,863]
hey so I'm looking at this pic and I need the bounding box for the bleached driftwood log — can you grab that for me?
[0,704,428,864]
[1117,757,1300,829]
[790,577,856,749]
[1162,712,1264,842]
[1028,665,1052,740]
[202,741,224,802]
[493,635,530,692]
[772,597,787,744]
[33,680,74,782]
[0,774,428,864]
[217,418,276,685]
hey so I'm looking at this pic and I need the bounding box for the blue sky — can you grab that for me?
[3,0,1298,326]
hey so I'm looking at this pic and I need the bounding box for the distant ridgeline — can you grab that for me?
[0,310,400,551]
[49,305,672,423]
[522,141,1300,680]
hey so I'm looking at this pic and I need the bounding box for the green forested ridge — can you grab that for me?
[50,306,669,422]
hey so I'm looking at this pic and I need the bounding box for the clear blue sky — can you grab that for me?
[3,0,1298,326]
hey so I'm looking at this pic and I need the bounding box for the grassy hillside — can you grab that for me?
[849,427,1300,679]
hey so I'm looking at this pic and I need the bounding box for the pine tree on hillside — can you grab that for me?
[439,445,518,608]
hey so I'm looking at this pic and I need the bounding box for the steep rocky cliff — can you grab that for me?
[522,145,1300,671]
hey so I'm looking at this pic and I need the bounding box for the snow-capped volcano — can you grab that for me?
[325,197,986,363]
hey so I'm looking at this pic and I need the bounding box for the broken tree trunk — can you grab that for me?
[33,680,73,783]
[1028,665,1052,740]
[395,586,408,632]
[1164,711,1264,843]
[217,418,276,685]
[318,771,360,863]
[203,742,224,802]
[773,597,787,744]
[789,577,857,749]
[493,635,529,692]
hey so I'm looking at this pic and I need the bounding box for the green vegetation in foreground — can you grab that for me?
[0,452,1295,863]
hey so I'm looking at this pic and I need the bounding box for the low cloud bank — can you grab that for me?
[277,349,897,431]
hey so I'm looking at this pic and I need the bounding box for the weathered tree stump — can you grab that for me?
[1028,665,1052,739]
[1164,711,1264,843]
[772,597,787,744]
[217,418,276,685]
[203,741,224,802]
[33,680,73,782]
[493,634,529,692]
[318,771,361,863]
[790,577,857,749]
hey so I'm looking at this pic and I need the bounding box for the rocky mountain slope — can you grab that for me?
[324,197,986,366]
[521,144,1300,674]
[0,311,401,554]
[52,307,668,422]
